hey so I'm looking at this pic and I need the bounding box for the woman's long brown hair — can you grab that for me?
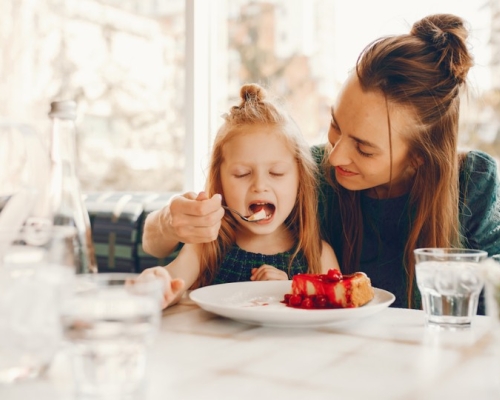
[195,83,323,288]
[323,14,474,307]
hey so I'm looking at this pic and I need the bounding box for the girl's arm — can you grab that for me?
[139,243,203,309]
[320,240,340,273]
[251,240,340,280]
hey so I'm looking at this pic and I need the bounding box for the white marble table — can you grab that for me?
[2,297,500,400]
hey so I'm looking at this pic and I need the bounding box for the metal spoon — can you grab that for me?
[222,206,267,222]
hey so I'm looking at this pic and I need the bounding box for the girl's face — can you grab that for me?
[328,73,417,198]
[220,125,299,234]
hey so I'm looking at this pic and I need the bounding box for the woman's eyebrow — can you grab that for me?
[353,136,379,149]
[330,106,380,149]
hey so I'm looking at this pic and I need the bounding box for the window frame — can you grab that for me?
[184,0,227,192]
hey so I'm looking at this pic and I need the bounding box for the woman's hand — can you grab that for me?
[142,191,225,258]
[139,266,185,309]
[250,264,288,281]
[167,191,225,244]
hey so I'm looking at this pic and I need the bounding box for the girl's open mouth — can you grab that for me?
[248,203,275,221]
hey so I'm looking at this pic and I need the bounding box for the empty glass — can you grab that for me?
[60,273,163,399]
[484,255,500,325]
[0,121,51,253]
[0,226,76,384]
[0,121,68,384]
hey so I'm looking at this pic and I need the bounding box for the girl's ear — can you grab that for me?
[410,153,424,169]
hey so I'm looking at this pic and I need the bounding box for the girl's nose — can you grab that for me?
[251,173,269,192]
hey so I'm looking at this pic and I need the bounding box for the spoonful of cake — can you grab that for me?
[222,206,268,222]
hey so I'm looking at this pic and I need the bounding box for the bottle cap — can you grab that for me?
[49,100,77,120]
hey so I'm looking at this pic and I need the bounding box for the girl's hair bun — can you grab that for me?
[240,83,267,103]
[410,14,473,84]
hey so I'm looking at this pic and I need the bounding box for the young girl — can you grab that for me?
[141,83,338,308]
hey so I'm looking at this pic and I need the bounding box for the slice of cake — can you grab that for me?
[247,208,267,221]
[283,269,374,309]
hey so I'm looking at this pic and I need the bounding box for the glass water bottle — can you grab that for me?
[48,100,97,273]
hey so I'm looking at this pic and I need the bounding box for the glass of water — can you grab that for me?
[0,226,76,384]
[415,248,487,330]
[60,273,164,400]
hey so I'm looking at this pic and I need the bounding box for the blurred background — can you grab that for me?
[1,0,499,193]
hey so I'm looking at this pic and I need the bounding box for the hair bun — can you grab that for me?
[412,17,455,51]
[410,14,473,84]
[240,83,267,103]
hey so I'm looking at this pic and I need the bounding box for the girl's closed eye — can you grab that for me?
[230,167,251,178]
[270,171,285,177]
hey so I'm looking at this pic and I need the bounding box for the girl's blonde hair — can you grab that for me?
[322,14,473,307]
[195,83,322,287]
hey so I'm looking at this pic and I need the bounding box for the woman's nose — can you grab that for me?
[328,139,351,167]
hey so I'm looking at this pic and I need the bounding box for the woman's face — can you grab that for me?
[327,73,417,198]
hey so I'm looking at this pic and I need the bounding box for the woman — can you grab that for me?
[142,14,500,309]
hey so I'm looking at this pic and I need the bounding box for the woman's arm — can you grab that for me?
[142,207,179,258]
[460,151,500,255]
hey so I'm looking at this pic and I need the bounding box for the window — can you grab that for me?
[1,0,186,192]
[217,0,500,161]
[1,0,499,194]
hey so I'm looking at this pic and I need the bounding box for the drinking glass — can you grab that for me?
[484,255,500,325]
[0,120,66,384]
[0,121,51,255]
[0,226,76,384]
[415,248,487,330]
[60,273,163,400]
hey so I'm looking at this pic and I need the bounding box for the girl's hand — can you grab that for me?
[139,266,185,309]
[250,264,288,281]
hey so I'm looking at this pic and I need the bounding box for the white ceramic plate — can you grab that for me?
[189,281,395,328]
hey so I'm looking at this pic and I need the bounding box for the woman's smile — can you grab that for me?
[335,166,358,177]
